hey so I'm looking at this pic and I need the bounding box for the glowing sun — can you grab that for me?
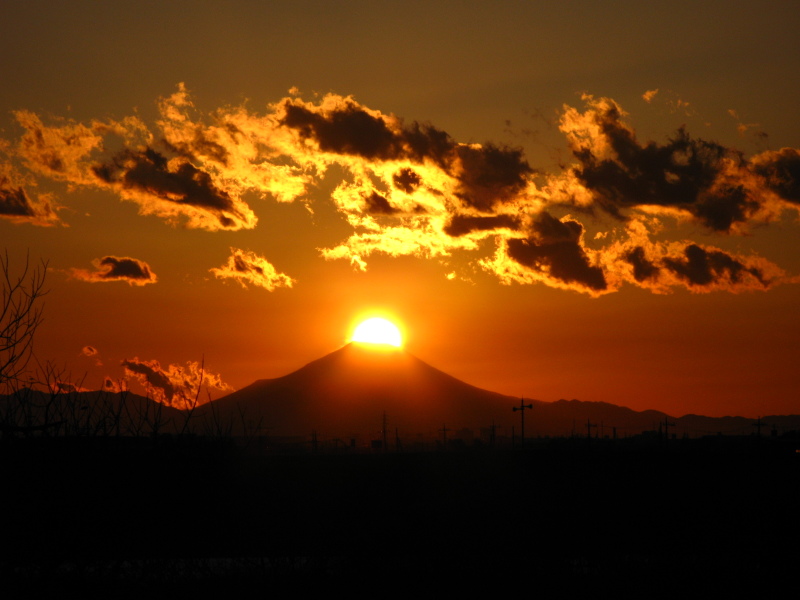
[351,317,403,347]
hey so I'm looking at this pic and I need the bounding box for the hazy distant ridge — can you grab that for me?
[4,346,798,439]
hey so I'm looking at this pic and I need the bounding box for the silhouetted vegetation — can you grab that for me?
[2,431,798,592]
[0,250,46,392]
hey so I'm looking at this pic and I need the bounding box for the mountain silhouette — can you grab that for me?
[4,345,799,441]
[199,343,800,440]
[202,342,519,439]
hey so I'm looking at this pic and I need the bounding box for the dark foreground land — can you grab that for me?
[2,435,798,595]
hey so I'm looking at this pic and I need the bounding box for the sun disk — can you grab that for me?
[351,317,402,347]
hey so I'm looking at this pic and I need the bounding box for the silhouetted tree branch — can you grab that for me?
[1,250,47,392]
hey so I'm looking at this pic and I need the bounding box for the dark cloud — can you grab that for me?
[0,178,57,225]
[102,377,123,393]
[453,143,532,210]
[624,246,660,282]
[363,191,400,215]
[279,97,531,209]
[400,121,456,167]
[444,214,521,237]
[506,212,607,292]
[691,182,758,233]
[161,131,230,167]
[752,147,800,204]
[392,168,422,193]
[278,97,457,165]
[122,358,176,402]
[0,185,37,217]
[663,244,768,288]
[280,100,405,160]
[566,99,761,232]
[71,256,157,286]
[92,147,248,229]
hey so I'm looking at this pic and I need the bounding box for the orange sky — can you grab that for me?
[2,1,799,418]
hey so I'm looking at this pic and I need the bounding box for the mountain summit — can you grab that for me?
[200,343,800,441]
[205,342,517,438]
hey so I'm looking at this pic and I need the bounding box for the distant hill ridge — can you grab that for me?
[202,343,800,439]
[3,343,799,439]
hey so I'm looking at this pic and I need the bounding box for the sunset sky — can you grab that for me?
[2,1,799,418]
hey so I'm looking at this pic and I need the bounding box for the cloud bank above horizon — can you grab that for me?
[2,85,798,296]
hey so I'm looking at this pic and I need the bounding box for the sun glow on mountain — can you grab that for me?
[351,317,403,347]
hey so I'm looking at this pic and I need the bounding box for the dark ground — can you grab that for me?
[2,435,798,596]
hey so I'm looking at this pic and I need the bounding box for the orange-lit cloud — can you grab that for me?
[14,110,108,185]
[81,345,102,366]
[642,89,659,103]
[751,147,800,206]
[276,95,540,270]
[0,182,59,226]
[0,160,60,226]
[102,377,126,394]
[557,95,770,233]
[210,248,294,291]
[48,381,90,394]
[596,217,786,294]
[2,85,799,297]
[121,357,232,409]
[92,147,256,230]
[156,84,312,204]
[275,93,533,211]
[480,211,609,296]
[71,256,157,286]
[481,211,787,296]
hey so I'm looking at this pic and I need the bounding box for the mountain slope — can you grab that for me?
[203,342,519,438]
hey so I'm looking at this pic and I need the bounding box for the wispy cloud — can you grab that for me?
[642,89,659,103]
[121,357,231,409]
[81,345,102,366]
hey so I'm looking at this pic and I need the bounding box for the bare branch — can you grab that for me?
[0,249,48,391]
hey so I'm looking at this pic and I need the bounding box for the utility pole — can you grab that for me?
[382,411,388,453]
[586,419,596,440]
[513,398,533,447]
[439,424,450,449]
[663,417,676,448]
[753,416,767,438]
